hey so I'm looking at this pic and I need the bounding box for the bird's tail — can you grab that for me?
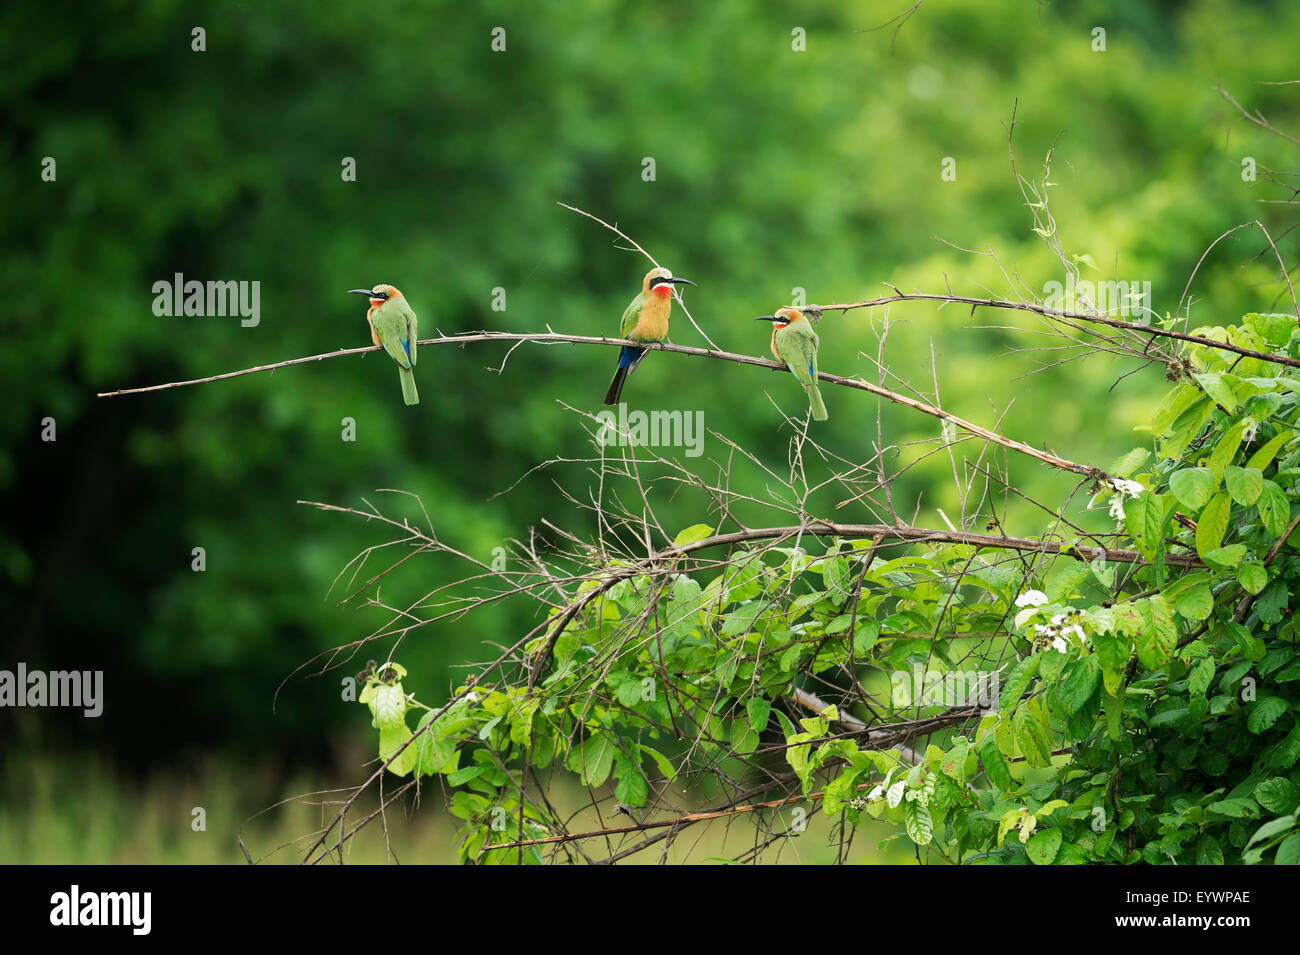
[603,346,645,406]
[807,381,828,421]
[399,366,420,406]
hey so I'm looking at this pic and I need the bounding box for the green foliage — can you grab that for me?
[361,311,1300,864]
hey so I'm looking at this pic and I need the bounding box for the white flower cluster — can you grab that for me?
[1014,589,1049,609]
[1033,607,1086,653]
[1105,477,1144,521]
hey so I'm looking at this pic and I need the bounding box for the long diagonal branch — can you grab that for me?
[98,330,1109,479]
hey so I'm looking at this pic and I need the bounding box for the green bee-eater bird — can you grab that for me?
[603,266,695,406]
[348,284,418,406]
[755,307,828,421]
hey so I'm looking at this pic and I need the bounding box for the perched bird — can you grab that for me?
[348,284,419,406]
[603,267,695,406]
[755,307,828,421]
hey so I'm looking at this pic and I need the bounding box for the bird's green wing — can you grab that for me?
[403,301,417,367]
[373,303,413,369]
[618,292,646,338]
[778,323,820,386]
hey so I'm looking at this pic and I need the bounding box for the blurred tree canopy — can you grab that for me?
[2,0,1298,769]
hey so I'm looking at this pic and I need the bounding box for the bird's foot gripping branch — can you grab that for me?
[332,311,1300,865]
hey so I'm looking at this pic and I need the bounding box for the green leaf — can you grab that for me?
[1270,725,1300,770]
[378,724,417,777]
[994,715,1017,759]
[615,764,649,807]
[1045,558,1091,601]
[977,733,1013,789]
[1026,828,1062,865]
[1188,657,1216,697]
[1258,480,1291,537]
[566,733,617,786]
[904,798,933,846]
[1194,372,1239,412]
[1277,833,1300,865]
[1255,778,1300,815]
[1246,815,1296,846]
[1224,466,1264,506]
[1124,490,1163,560]
[672,524,715,548]
[1136,596,1177,669]
[1248,697,1289,734]
[1255,579,1290,626]
[1245,430,1292,471]
[1195,491,1232,559]
[1206,797,1258,819]
[730,718,760,755]
[1015,701,1052,767]
[1060,655,1101,715]
[1173,581,1214,620]
[747,698,772,734]
[1238,562,1269,595]
[638,744,678,782]
[940,737,969,781]
[1111,447,1150,478]
[1204,544,1247,569]
[1207,419,1247,479]
[1196,835,1224,865]
[998,654,1040,711]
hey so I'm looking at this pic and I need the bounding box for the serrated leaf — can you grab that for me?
[940,737,969,781]
[1204,544,1247,569]
[1245,430,1292,471]
[904,798,933,845]
[1238,563,1268,595]
[1195,491,1232,559]
[1224,465,1264,506]
[1060,655,1101,715]
[999,654,1040,711]
[1255,579,1290,626]
[615,765,649,807]
[747,698,771,734]
[672,524,715,548]
[1195,372,1239,412]
[1111,447,1150,478]
[1248,697,1288,734]
[1255,778,1300,814]
[1137,596,1177,668]
[1026,828,1062,865]
[977,733,1013,789]
[1207,420,1247,479]
[1277,833,1300,865]
[1196,835,1224,865]
[1188,657,1216,697]
[1124,490,1162,559]
[1045,558,1090,602]
[1258,480,1291,537]
[1015,703,1052,767]
[1174,581,1214,620]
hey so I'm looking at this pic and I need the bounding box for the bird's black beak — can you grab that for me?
[667,277,696,287]
[347,289,375,297]
[754,315,778,322]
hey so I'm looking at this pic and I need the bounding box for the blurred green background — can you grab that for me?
[2,0,1298,862]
